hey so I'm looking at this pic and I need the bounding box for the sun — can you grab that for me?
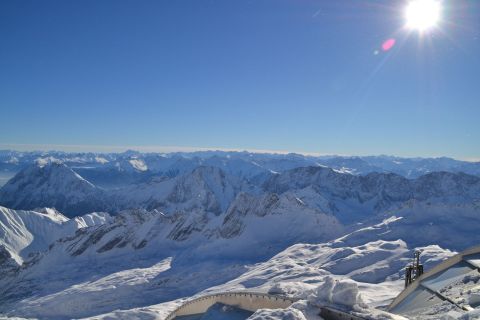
[405,0,442,32]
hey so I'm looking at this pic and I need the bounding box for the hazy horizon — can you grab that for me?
[1,1,479,160]
[1,143,479,162]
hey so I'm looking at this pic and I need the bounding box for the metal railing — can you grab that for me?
[164,291,297,320]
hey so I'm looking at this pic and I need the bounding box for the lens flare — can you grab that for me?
[382,38,396,51]
[405,0,442,32]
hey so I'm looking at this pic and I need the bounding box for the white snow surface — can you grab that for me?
[0,153,479,319]
[56,237,432,320]
[0,217,455,319]
[129,158,148,171]
[248,306,308,320]
[0,206,110,264]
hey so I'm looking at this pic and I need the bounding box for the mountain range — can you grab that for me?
[0,150,479,319]
[1,150,479,189]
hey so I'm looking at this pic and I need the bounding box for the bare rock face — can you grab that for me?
[167,211,210,241]
[62,209,165,256]
[0,245,18,275]
[220,193,281,238]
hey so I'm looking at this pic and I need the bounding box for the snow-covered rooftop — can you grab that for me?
[389,245,480,319]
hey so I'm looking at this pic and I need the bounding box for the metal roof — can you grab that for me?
[388,245,480,318]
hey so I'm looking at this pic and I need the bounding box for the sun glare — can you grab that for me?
[405,0,442,32]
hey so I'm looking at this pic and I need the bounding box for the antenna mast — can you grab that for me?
[405,250,424,288]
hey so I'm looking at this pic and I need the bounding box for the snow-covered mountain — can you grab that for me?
[113,165,251,215]
[2,160,479,222]
[265,166,480,202]
[0,206,110,267]
[0,150,480,319]
[1,150,479,189]
[0,162,261,217]
[0,170,479,319]
[0,162,110,217]
[264,167,480,223]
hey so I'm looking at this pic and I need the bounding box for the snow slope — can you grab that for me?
[0,201,341,319]
[19,235,452,320]
[0,206,110,265]
[0,201,461,320]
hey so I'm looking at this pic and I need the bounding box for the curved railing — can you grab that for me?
[164,291,297,320]
[164,290,369,320]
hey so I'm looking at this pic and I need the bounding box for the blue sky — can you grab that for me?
[1,0,479,159]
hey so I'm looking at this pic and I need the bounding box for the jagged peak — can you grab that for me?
[32,207,70,221]
[34,156,63,168]
[14,161,96,188]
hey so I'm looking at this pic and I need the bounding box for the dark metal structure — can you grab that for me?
[405,250,424,288]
